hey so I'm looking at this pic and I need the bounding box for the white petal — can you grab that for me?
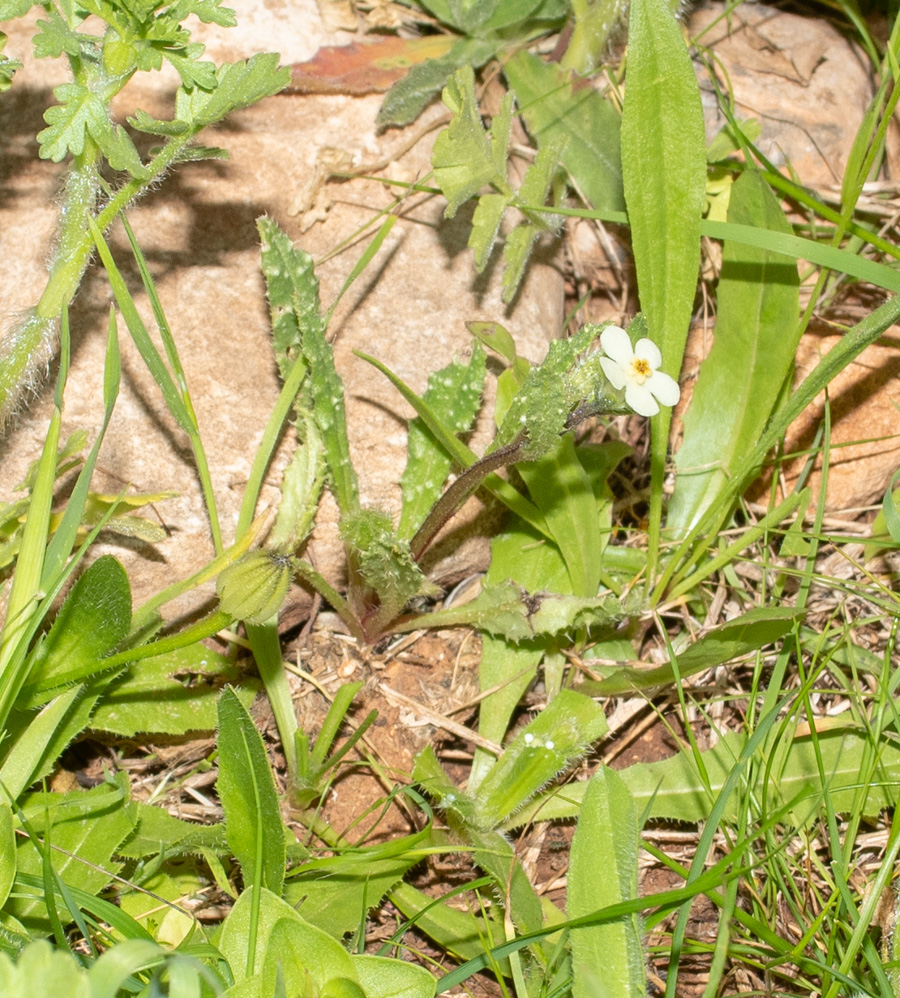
[599,325,634,365]
[647,370,681,407]
[634,337,662,369]
[599,356,627,390]
[625,383,659,417]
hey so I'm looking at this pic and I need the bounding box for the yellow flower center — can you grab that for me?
[630,357,651,383]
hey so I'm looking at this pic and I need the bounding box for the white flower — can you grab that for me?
[598,325,681,417]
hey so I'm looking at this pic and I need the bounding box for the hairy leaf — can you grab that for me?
[570,769,645,998]
[398,345,486,539]
[216,688,286,896]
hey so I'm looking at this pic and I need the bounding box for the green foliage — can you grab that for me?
[620,0,706,568]
[431,66,565,302]
[0,0,289,421]
[503,49,624,212]
[397,345,485,540]
[569,769,645,998]
[669,170,801,533]
[217,688,286,897]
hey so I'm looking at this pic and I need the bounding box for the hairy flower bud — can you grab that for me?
[216,550,292,625]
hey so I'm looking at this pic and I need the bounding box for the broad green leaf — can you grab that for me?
[0,687,84,800]
[516,435,606,598]
[11,780,133,929]
[669,171,800,533]
[88,643,257,737]
[569,769,645,998]
[20,555,131,705]
[581,605,802,696]
[117,802,226,859]
[510,728,900,827]
[398,346,486,539]
[470,520,569,790]
[220,886,340,990]
[503,50,624,212]
[621,0,706,562]
[284,853,418,940]
[0,941,90,998]
[262,918,356,996]
[473,689,608,829]
[353,955,436,998]
[432,66,511,217]
[216,687,285,896]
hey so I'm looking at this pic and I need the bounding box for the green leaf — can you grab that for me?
[516,435,607,598]
[352,955,436,998]
[0,941,90,998]
[569,769,645,998]
[472,689,608,829]
[20,555,131,705]
[341,509,431,623]
[284,852,418,940]
[117,802,226,859]
[261,917,357,998]
[217,688,286,896]
[88,643,257,737]
[500,136,564,301]
[669,171,800,533]
[620,0,706,563]
[219,886,349,989]
[0,0,35,17]
[397,346,486,539]
[258,217,324,383]
[0,804,16,911]
[0,32,21,92]
[408,578,622,641]
[176,54,290,129]
[269,413,326,551]
[301,307,358,519]
[0,688,85,801]
[581,605,803,696]
[432,66,511,218]
[511,727,900,828]
[37,82,110,161]
[11,780,133,930]
[503,49,624,212]
[377,39,497,129]
[493,322,603,458]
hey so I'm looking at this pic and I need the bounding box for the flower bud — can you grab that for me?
[216,550,292,625]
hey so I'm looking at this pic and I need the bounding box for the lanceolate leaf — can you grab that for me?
[620,0,706,563]
[509,728,900,827]
[473,689,608,829]
[581,605,802,696]
[569,769,645,998]
[669,171,800,534]
[216,687,285,896]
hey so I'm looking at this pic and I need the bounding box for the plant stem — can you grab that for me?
[0,129,207,422]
